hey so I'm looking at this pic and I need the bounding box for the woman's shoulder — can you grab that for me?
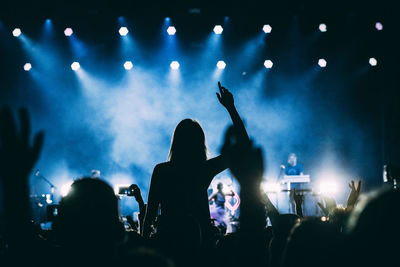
[153,161,172,172]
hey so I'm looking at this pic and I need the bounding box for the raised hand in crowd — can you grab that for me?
[0,107,44,184]
[293,189,304,217]
[129,184,146,234]
[346,180,361,211]
[217,82,250,144]
[220,124,268,267]
[317,196,337,217]
[0,107,44,264]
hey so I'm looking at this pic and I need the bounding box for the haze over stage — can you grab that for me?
[0,1,396,216]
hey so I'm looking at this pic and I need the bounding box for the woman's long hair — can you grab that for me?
[168,119,208,163]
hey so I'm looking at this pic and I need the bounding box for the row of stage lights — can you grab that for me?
[11,21,384,38]
[13,21,382,72]
[21,57,378,72]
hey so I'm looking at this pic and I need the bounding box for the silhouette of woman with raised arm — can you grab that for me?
[142,82,249,242]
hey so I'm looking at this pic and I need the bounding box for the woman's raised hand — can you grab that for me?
[216,81,234,110]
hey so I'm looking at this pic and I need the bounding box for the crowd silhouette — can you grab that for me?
[0,82,399,267]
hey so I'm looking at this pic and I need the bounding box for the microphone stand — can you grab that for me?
[35,170,57,194]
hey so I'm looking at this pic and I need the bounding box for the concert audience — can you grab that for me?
[0,83,398,267]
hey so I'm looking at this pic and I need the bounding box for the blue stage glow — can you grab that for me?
[4,16,382,217]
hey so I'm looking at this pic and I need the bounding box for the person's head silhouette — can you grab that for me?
[54,178,125,251]
[168,119,208,163]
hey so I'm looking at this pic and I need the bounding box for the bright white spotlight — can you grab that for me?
[318,181,338,195]
[263,24,272,33]
[124,61,133,70]
[64,28,73,36]
[216,60,226,69]
[170,61,180,70]
[261,182,281,193]
[213,25,223,34]
[12,28,21,37]
[45,194,53,204]
[167,26,176,35]
[318,59,327,68]
[23,63,32,71]
[375,22,383,31]
[369,57,377,66]
[319,23,327,32]
[71,62,80,71]
[264,60,273,69]
[61,181,73,197]
[119,27,129,36]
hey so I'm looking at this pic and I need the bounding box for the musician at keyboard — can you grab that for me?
[280,153,306,213]
[281,153,304,176]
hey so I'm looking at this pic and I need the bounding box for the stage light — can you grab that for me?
[216,60,226,69]
[124,61,133,70]
[71,62,80,71]
[264,60,273,69]
[319,23,327,32]
[64,28,73,36]
[375,22,383,31]
[369,57,377,66]
[170,61,180,70]
[263,24,272,33]
[167,26,176,35]
[261,182,281,193]
[213,25,223,34]
[119,27,129,36]
[12,28,21,37]
[61,181,73,197]
[318,181,338,195]
[23,63,32,71]
[45,194,53,204]
[318,59,327,68]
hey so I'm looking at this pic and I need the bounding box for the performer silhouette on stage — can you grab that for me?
[208,182,238,233]
[280,153,304,176]
[280,153,305,213]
